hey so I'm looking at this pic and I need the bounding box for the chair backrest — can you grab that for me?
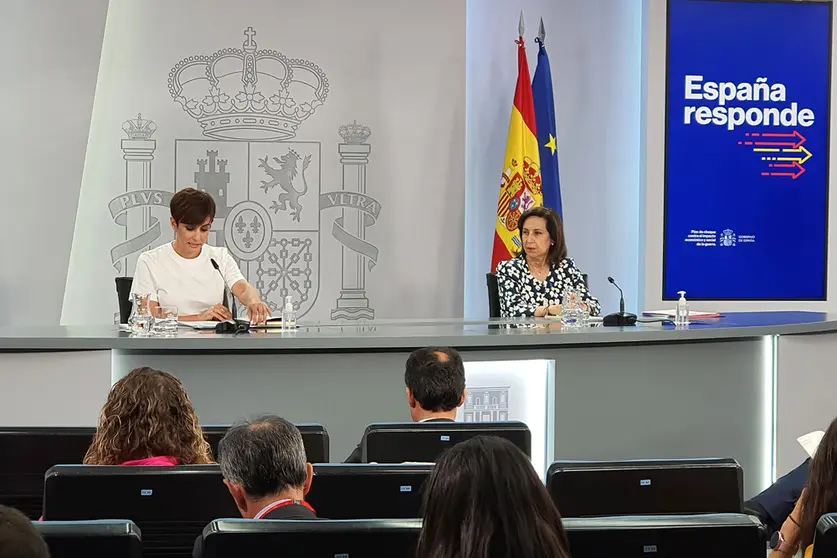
[202,423,330,463]
[361,421,531,463]
[0,427,95,519]
[582,273,588,287]
[203,519,422,558]
[813,513,837,558]
[306,464,433,519]
[35,520,142,558]
[43,465,237,558]
[547,458,743,518]
[114,277,133,324]
[563,513,765,557]
[486,273,501,318]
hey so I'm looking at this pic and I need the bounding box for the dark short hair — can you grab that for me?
[418,437,571,558]
[218,415,307,499]
[170,188,216,225]
[404,348,465,412]
[516,207,568,265]
[0,505,50,558]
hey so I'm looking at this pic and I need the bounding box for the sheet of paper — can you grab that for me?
[178,321,219,330]
[797,430,825,458]
[642,310,722,318]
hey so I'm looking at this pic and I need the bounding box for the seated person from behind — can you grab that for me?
[84,367,213,466]
[344,347,466,463]
[418,436,572,558]
[495,206,600,318]
[130,188,270,324]
[768,415,837,558]
[194,415,316,558]
[0,505,50,558]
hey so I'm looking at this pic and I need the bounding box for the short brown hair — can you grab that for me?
[517,207,568,265]
[84,367,213,465]
[170,188,216,225]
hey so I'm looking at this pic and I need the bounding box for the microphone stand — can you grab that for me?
[602,276,637,327]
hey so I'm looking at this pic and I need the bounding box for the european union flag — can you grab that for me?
[532,25,563,217]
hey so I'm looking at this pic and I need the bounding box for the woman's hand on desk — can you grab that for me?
[246,301,271,325]
[197,304,233,322]
[547,304,562,316]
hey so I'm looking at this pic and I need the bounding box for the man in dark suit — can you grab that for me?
[744,459,810,534]
[194,415,317,557]
[344,347,467,463]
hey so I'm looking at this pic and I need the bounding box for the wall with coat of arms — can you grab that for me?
[48,0,466,325]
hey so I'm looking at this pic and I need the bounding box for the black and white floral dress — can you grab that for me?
[495,256,601,318]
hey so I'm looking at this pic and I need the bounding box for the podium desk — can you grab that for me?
[1,311,834,497]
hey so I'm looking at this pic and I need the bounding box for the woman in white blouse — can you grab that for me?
[495,207,600,318]
[130,188,270,324]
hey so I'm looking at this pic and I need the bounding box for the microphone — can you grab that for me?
[608,276,626,315]
[210,258,245,334]
[602,276,637,327]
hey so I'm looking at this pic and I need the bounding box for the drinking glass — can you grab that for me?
[152,305,179,337]
[128,293,153,336]
[560,288,582,327]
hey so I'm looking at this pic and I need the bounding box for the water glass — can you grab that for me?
[129,293,153,336]
[560,288,582,327]
[152,305,179,337]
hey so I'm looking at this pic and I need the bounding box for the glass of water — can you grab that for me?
[129,293,153,336]
[152,305,179,337]
[560,288,582,327]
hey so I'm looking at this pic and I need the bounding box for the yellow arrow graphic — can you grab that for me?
[778,145,812,164]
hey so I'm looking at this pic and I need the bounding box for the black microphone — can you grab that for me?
[608,276,626,315]
[602,276,637,327]
[210,258,244,334]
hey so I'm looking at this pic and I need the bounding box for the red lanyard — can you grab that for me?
[255,498,316,519]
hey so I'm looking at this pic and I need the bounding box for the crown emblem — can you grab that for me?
[339,120,372,144]
[122,113,157,140]
[168,27,329,141]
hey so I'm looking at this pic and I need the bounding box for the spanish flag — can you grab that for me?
[491,18,543,272]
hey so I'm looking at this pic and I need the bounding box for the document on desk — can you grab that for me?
[178,321,219,330]
[642,310,723,319]
[798,430,825,458]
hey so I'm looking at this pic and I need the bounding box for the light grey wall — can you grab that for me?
[0,0,108,326]
[464,0,644,318]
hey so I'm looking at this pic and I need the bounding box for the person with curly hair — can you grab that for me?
[84,367,213,466]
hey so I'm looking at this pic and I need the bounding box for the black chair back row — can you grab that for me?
[0,424,328,519]
[34,514,766,558]
[205,514,766,558]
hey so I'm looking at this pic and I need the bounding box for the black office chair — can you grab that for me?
[486,271,589,318]
[306,464,433,519]
[202,519,422,558]
[361,421,531,463]
[115,277,133,324]
[0,427,95,519]
[547,458,743,518]
[813,513,837,557]
[43,465,238,558]
[563,513,765,557]
[202,424,330,463]
[35,520,142,558]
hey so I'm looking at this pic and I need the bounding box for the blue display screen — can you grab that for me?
[664,0,831,300]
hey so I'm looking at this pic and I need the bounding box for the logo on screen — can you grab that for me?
[720,229,736,247]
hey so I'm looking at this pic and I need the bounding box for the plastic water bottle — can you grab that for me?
[281,295,296,330]
[675,290,689,326]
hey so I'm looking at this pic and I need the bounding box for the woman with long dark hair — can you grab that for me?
[768,415,837,557]
[417,436,572,558]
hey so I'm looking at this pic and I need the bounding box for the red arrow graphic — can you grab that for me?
[741,130,806,148]
[761,161,806,179]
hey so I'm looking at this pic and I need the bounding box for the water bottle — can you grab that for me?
[281,295,296,330]
[675,290,689,326]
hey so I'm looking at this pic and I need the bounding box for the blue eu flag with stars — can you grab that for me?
[532,27,563,218]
